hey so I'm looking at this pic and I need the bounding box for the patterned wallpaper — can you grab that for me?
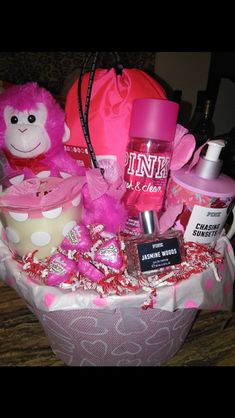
[0,52,156,96]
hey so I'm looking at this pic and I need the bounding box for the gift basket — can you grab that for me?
[0,52,234,367]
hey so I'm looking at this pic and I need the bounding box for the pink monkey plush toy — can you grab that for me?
[0,82,127,233]
[0,82,85,180]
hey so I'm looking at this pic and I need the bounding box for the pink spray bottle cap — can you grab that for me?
[129,98,179,141]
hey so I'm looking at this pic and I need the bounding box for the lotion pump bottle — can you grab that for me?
[194,139,225,179]
[166,139,235,245]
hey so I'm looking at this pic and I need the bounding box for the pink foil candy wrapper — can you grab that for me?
[60,224,92,252]
[76,257,104,282]
[47,253,76,286]
[94,238,123,269]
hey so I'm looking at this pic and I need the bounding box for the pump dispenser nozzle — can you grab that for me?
[195,139,226,179]
[204,139,226,161]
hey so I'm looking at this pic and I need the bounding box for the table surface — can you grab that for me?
[0,279,235,367]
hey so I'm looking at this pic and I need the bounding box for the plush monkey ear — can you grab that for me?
[62,122,70,143]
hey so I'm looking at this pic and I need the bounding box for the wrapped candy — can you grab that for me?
[47,253,76,286]
[94,237,124,270]
[60,224,92,252]
[76,257,105,282]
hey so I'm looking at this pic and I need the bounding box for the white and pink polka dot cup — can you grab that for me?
[0,176,85,258]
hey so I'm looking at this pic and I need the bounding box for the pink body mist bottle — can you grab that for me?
[122,98,179,234]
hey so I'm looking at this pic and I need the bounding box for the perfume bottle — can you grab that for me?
[188,90,207,132]
[122,98,179,219]
[124,210,185,277]
[193,99,215,148]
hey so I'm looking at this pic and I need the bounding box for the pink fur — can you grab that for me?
[82,184,127,233]
[0,82,85,176]
[0,82,127,233]
[0,82,64,155]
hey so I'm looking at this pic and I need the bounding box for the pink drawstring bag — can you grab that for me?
[64,52,166,171]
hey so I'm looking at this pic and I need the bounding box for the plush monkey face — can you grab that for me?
[3,103,51,158]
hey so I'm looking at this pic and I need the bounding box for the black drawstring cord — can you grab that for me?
[77,52,123,175]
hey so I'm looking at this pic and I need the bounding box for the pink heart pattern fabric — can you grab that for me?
[31,306,197,366]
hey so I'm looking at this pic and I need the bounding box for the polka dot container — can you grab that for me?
[0,176,84,258]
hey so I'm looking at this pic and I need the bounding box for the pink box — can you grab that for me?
[0,176,84,258]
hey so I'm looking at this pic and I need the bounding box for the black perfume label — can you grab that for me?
[137,237,182,273]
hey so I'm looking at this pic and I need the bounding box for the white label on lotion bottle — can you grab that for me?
[184,205,228,244]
